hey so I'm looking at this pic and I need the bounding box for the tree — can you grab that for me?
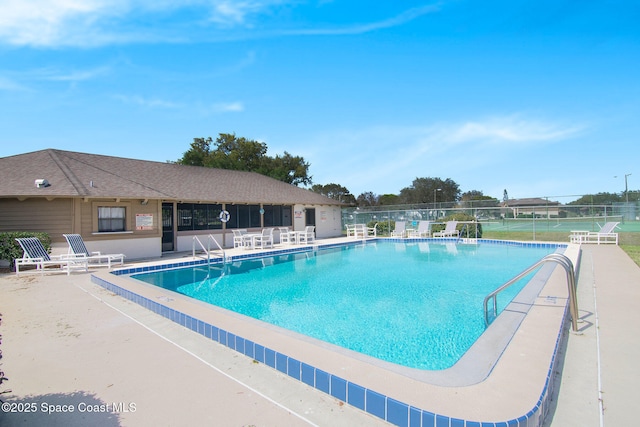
[378,194,400,206]
[356,192,379,207]
[177,134,312,186]
[179,137,212,167]
[568,192,622,205]
[399,177,460,205]
[310,183,355,204]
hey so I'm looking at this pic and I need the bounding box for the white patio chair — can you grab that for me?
[299,226,315,244]
[232,229,248,248]
[254,228,274,249]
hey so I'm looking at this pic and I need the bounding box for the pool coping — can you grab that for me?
[92,238,580,426]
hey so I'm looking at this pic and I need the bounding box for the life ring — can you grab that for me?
[219,210,230,223]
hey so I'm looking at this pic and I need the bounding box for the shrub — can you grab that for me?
[0,232,52,272]
[368,220,392,235]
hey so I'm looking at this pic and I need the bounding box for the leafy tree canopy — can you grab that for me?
[399,177,461,204]
[461,190,498,202]
[310,183,355,204]
[567,192,640,205]
[379,194,401,206]
[177,134,312,186]
[356,191,378,207]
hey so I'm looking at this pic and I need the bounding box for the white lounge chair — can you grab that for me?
[583,222,620,245]
[15,237,88,275]
[391,221,406,238]
[64,234,125,268]
[433,221,459,238]
[409,221,432,237]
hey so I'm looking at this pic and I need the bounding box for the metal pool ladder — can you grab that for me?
[193,234,228,265]
[483,253,579,332]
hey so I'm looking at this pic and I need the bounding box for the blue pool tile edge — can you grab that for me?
[91,239,569,427]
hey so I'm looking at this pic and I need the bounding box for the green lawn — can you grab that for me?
[482,230,640,268]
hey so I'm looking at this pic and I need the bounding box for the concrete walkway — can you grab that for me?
[1,244,638,426]
[546,245,640,426]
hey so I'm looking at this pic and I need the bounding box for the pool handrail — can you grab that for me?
[483,253,579,332]
[193,234,227,265]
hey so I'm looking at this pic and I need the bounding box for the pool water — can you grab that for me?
[133,241,557,370]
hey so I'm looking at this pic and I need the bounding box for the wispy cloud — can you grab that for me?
[0,1,442,47]
[113,94,245,113]
[445,115,585,145]
[41,65,112,82]
[282,4,441,36]
[207,0,285,27]
[112,94,182,109]
[0,0,290,47]
[0,75,30,91]
[307,114,585,194]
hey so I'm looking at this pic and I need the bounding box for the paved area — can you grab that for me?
[0,243,638,426]
[546,245,640,426]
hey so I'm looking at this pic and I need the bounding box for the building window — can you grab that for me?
[98,206,126,232]
[226,205,261,228]
[177,203,222,231]
[263,205,292,227]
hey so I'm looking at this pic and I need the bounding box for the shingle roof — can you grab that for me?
[0,149,342,205]
[503,197,561,206]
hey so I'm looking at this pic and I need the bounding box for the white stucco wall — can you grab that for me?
[51,237,162,260]
[293,204,342,239]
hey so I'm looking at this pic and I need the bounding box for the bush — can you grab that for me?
[0,232,52,272]
[368,220,391,235]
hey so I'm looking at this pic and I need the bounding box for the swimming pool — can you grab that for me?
[93,238,577,426]
[131,240,558,370]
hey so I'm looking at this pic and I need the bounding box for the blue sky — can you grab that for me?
[1,1,638,203]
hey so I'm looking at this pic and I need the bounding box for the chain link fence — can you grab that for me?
[342,201,640,245]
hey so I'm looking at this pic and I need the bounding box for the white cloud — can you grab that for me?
[283,4,441,36]
[305,114,586,195]
[0,1,441,47]
[0,75,30,91]
[0,0,291,47]
[41,65,112,82]
[446,115,585,145]
[113,94,182,108]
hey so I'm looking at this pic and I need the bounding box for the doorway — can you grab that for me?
[162,203,174,252]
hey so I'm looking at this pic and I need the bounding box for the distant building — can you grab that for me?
[0,149,343,259]
[502,197,561,218]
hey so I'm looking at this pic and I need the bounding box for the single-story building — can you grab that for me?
[0,149,344,259]
[502,197,561,218]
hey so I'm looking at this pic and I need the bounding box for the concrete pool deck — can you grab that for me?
[0,240,638,426]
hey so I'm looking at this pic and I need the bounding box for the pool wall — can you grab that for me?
[92,238,578,427]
